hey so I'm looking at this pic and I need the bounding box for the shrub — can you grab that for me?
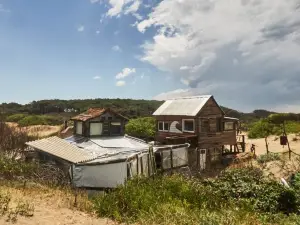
[92,167,300,224]
[125,117,156,139]
[6,114,27,123]
[257,153,281,164]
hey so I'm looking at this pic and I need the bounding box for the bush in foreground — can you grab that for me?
[92,167,300,225]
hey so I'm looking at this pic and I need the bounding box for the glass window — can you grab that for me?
[183,120,194,132]
[111,122,121,135]
[224,122,234,131]
[158,122,164,131]
[164,122,169,131]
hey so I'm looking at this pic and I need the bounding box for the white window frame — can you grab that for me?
[182,119,195,133]
[158,121,169,132]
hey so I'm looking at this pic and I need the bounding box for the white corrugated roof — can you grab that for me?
[153,95,212,116]
[26,136,96,164]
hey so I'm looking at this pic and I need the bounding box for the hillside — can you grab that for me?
[0,98,299,122]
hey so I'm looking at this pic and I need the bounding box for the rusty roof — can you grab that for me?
[71,108,128,121]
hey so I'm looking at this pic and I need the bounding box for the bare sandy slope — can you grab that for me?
[0,184,115,225]
[243,132,300,156]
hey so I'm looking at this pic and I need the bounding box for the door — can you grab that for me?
[76,122,83,135]
[198,149,207,170]
[90,122,103,136]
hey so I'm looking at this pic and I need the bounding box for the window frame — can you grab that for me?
[224,121,235,131]
[158,121,169,132]
[182,119,195,133]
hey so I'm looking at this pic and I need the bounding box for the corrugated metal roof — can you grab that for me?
[26,136,96,163]
[64,135,149,164]
[152,95,212,116]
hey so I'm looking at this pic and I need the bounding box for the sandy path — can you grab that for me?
[242,133,300,156]
[0,185,116,225]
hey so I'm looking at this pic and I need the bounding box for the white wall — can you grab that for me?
[90,123,103,135]
[76,122,83,135]
[72,162,127,188]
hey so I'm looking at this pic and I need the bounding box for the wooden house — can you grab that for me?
[71,108,128,137]
[152,95,245,169]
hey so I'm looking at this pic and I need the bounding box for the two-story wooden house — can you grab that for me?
[153,95,245,168]
[71,108,128,137]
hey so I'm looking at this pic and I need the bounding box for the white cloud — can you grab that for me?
[106,0,141,17]
[96,30,100,34]
[116,80,126,86]
[90,0,101,3]
[77,25,85,32]
[116,68,136,79]
[138,0,300,112]
[112,45,122,52]
[93,76,101,80]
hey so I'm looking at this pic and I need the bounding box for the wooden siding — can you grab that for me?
[197,97,223,118]
[154,96,238,148]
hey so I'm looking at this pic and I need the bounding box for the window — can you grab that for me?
[224,122,234,131]
[111,122,121,135]
[108,117,113,120]
[182,119,194,132]
[90,122,103,135]
[76,121,83,135]
[158,121,169,132]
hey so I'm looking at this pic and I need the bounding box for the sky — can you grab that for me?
[0,0,300,113]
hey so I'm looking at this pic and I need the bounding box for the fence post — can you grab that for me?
[283,121,292,160]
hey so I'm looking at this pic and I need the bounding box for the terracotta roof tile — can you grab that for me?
[71,108,106,121]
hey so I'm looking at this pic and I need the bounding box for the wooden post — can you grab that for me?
[170,147,173,175]
[283,121,292,160]
[196,148,200,170]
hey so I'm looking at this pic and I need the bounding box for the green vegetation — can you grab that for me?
[6,113,63,126]
[92,167,300,225]
[257,153,281,164]
[125,117,156,139]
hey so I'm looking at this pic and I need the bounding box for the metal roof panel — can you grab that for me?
[152,95,212,116]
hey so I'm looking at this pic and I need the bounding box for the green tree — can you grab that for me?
[125,117,156,140]
[248,119,280,154]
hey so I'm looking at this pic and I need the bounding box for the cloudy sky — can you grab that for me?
[0,0,300,112]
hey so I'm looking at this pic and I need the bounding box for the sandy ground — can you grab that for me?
[0,184,116,225]
[242,132,300,156]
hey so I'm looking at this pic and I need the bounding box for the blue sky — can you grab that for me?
[1,0,300,112]
[0,0,181,103]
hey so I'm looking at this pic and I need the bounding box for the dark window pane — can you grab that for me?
[164,123,169,131]
[111,122,121,135]
[184,120,194,131]
[158,122,163,130]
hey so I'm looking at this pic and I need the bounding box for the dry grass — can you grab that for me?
[0,181,115,225]
[5,123,62,138]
